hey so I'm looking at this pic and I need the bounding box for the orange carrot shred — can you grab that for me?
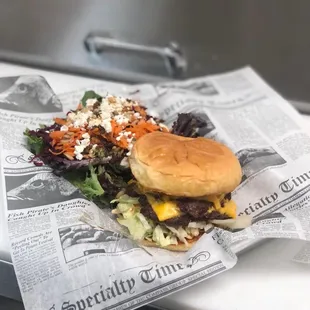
[54,118,67,126]
[49,131,66,140]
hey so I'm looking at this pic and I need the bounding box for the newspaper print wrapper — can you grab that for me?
[2,68,310,310]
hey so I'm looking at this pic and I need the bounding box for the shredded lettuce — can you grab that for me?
[111,194,140,205]
[112,194,153,240]
[117,216,149,240]
[152,225,178,247]
[24,128,44,155]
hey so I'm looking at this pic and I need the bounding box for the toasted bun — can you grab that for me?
[139,236,199,252]
[139,239,194,252]
[129,132,242,197]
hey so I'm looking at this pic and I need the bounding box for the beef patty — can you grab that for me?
[137,194,231,227]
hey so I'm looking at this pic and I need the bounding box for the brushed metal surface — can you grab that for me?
[0,0,309,102]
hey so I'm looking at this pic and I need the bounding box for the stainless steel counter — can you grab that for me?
[0,0,310,104]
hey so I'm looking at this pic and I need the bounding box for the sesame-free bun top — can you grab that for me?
[129,132,242,197]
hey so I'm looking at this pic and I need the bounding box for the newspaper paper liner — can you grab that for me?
[3,69,310,310]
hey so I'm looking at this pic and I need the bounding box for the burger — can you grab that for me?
[112,131,243,251]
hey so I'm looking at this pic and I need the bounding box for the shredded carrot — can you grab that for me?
[49,131,66,140]
[127,121,160,139]
[68,127,81,133]
[118,137,129,148]
[64,153,74,160]
[111,119,123,136]
[134,106,147,117]
[49,149,66,155]
[54,118,67,126]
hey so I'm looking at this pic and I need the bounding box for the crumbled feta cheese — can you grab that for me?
[100,100,113,114]
[120,157,129,168]
[88,118,101,127]
[71,110,93,127]
[67,112,75,121]
[114,114,129,124]
[74,145,85,153]
[60,125,68,131]
[100,111,111,120]
[101,118,112,133]
[81,139,90,146]
[76,140,81,145]
[123,131,131,137]
[148,118,157,125]
[76,153,83,160]
[134,112,141,119]
[116,136,121,141]
[86,98,98,107]
[82,133,90,139]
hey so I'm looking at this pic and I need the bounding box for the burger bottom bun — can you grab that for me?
[139,236,201,252]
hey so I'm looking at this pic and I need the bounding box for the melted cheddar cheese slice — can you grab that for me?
[146,194,181,221]
[151,201,181,221]
[146,193,237,222]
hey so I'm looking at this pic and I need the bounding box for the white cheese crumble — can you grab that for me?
[101,118,112,133]
[68,110,93,128]
[60,125,68,131]
[120,157,129,168]
[81,138,90,146]
[114,114,129,124]
[148,118,157,125]
[86,98,98,108]
[75,153,83,160]
[88,118,101,127]
[82,133,90,139]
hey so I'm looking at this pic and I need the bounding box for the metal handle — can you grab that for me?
[84,32,187,78]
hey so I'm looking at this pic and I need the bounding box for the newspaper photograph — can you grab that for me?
[1,68,310,309]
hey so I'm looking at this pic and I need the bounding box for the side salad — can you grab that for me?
[24,90,207,205]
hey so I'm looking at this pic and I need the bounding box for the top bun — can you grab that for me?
[129,132,242,197]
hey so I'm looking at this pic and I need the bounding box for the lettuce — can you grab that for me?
[117,216,150,240]
[24,128,44,155]
[152,225,178,247]
[67,166,104,200]
[113,194,153,240]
